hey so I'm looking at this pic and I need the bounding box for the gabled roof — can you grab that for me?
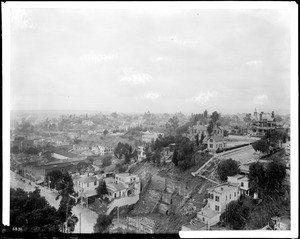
[50,147,78,158]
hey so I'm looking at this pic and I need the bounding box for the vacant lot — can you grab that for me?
[226,135,260,148]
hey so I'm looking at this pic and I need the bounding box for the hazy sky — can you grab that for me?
[10,6,291,114]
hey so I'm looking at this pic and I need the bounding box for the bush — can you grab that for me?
[221,200,250,229]
[217,158,240,182]
[102,155,112,167]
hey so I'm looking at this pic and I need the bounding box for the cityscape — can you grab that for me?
[2,2,297,237]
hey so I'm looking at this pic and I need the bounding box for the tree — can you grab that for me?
[114,142,134,161]
[10,188,61,232]
[165,116,179,136]
[97,180,108,197]
[111,112,118,118]
[175,137,195,171]
[211,111,220,124]
[207,120,214,136]
[103,129,109,136]
[217,158,240,182]
[102,155,112,167]
[46,171,74,195]
[74,138,82,144]
[203,110,208,119]
[94,214,113,233]
[195,134,199,146]
[265,161,286,193]
[223,130,229,137]
[221,200,250,229]
[249,162,267,196]
[176,122,191,135]
[243,113,252,123]
[46,170,63,189]
[57,194,77,232]
[152,150,161,165]
[11,145,19,154]
[115,163,128,173]
[153,135,175,151]
[252,139,270,154]
[264,130,288,147]
[114,142,124,159]
[172,149,178,166]
[22,147,40,155]
[199,132,205,145]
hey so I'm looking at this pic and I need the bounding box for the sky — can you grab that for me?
[9,5,292,115]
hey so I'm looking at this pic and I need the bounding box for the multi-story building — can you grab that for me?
[250,110,277,137]
[182,183,240,231]
[91,145,106,155]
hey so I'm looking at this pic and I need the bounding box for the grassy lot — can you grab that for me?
[226,135,260,148]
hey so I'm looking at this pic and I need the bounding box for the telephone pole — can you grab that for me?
[79,213,82,233]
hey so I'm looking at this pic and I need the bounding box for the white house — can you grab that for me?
[207,136,227,152]
[189,183,240,230]
[91,145,105,155]
[73,175,101,205]
[227,174,251,196]
[138,146,146,161]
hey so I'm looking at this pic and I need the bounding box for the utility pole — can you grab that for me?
[79,213,82,233]
[117,206,120,227]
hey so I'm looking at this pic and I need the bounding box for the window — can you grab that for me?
[210,194,214,199]
[234,192,236,197]
[94,181,97,186]
[215,196,219,202]
[210,144,213,148]
[226,196,227,201]
[229,194,231,199]
[203,217,205,222]
[241,182,244,187]
[210,139,213,142]
[215,205,220,211]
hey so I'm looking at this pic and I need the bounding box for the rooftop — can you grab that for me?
[198,207,221,218]
[107,182,126,191]
[77,176,99,183]
[182,219,207,230]
[79,189,98,198]
[207,184,237,194]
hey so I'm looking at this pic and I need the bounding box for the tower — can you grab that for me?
[254,108,258,120]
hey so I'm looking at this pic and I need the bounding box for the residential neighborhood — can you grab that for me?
[4,3,295,237]
[8,107,292,234]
